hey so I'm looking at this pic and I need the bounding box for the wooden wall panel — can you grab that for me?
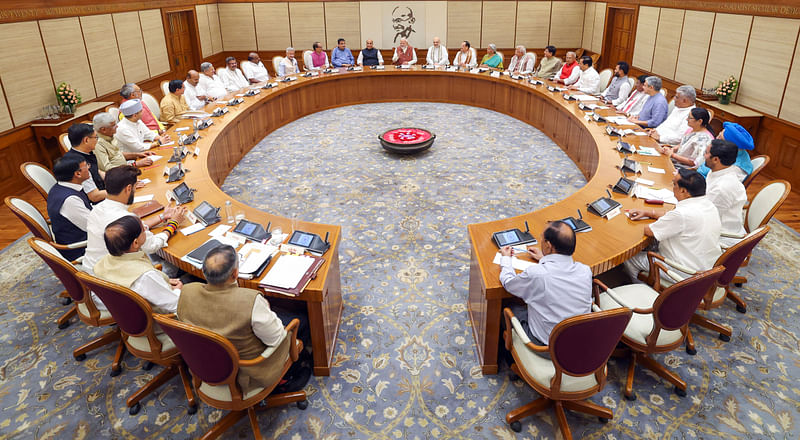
[631,6,659,71]
[548,1,584,48]
[674,10,714,88]
[650,8,684,80]
[591,2,606,54]
[0,21,54,126]
[196,5,213,58]
[39,17,97,101]
[254,3,291,51]
[702,13,751,93]
[738,17,799,116]
[208,4,224,54]
[81,14,125,96]
[780,42,800,125]
[582,1,594,50]
[425,1,448,48]
[325,2,360,50]
[290,3,326,51]
[139,9,170,77]
[0,82,13,131]
[447,1,481,49]
[480,1,516,48]
[112,12,150,84]
[359,2,383,49]
[219,3,256,51]
[515,1,550,49]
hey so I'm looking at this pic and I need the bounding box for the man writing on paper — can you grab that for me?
[624,169,721,283]
[178,245,312,393]
[498,221,592,355]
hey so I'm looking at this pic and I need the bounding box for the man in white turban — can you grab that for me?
[115,99,170,153]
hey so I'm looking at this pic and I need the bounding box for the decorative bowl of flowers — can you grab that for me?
[715,76,738,105]
[56,82,82,114]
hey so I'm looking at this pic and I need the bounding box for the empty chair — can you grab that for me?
[75,271,197,415]
[154,314,308,439]
[503,307,632,438]
[141,92,161,120]
[58,132,72,154]
[742,155,770,189]
[597,68,613,93]
[28,238,124,372]
[20,162,56,201]
[594,266,724,399]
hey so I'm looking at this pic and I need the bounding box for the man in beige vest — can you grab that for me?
[177,245,310,394]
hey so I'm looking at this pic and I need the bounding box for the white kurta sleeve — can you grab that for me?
[612,80,632,107]
[131,271,180,314]
[251,295,288,347]
[60,195,91,231]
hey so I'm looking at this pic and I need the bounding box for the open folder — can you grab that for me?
[259,254,324,296]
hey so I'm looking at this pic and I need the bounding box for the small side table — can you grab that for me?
[697,98,763,139]
[30,101,113,167]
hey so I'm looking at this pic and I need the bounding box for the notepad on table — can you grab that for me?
[492,252,536,271]
[260,254,316,289]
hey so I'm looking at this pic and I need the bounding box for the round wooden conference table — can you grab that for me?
[134,66,673,376]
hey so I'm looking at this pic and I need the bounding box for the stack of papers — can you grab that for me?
[260,254,315,289]
[572,94,599,101]
[492,252,536,271]
[634,186,677,204]
[636,146,660,156]
[606,116,631,125]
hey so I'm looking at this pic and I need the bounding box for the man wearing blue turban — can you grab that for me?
[697,122,753,181]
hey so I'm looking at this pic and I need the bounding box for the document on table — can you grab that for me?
[261,254,315,289]
[572,94,599,101]
[181,223,206,236]
[634,186,677,204]
[648,166,666,174]
[133,194,154,203]
[637,146,660,157]
[149,155,163,162]
[492,252,536,271]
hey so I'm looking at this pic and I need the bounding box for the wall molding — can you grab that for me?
[599,0,800,18]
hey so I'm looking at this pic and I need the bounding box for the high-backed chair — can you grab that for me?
[302,50,313,71]
[28,238,125,372]
[105,105,120,120]
[659,88,667,97]
[141,92,161,120]
[272,56,284,75]
[597,68,613,93]
[20,162,56,201]
[504,307,632,438]
[75,272,197,415]
[58,132,72,154]
[590,53,600,66]
[648,227,770,354]
[154,314,308,439]
[160,80,170,97]
[5,197,87,258]
[667,98,675,115]
[627,76,634,90]
[594,266,724,399]
[742,155,770,189]
[496,51,504,66]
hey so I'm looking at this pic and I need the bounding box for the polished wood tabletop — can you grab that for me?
[130,66,675,376]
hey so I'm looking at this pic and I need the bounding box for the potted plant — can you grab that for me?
[56,82,81,114]
[715,76,738,105]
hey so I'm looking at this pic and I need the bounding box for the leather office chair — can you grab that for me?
[503,307,632,438]
[594,266,724,399]
[28,238,125,373]
[742,155,770,189]
[20,161,56,201]
[647,227,770,354]
[75,271,197,415]
[154,314,308,440]
[597,68,613,93]
[5,196,86,258]
[58,132,72,154]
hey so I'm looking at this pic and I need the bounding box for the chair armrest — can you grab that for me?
[239,354,270,367]
[592,304,602,312]
[603,287,654,314]
[661,257,696,275]
[66,240,87,249]
[510,316,549,353]
[720,232,745,239]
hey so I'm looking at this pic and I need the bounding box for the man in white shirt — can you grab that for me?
[704,140,748,246]
[499,221,592,350]
[217,56,249,92]
[198,62,228,100]
[624,169,722,283]
[241,52,269,83]
[553,51,580,86]
[426,37,449,66]
[453,40,478,69]
[506,45,535,74]
[46,156,92,261]
[115,100,169,153]
[601,61,632,106]
[617,74,649,117]
[183,70,207,110]
[568,56,600,94]
[357,39,384,66]
[392,38,417,65]
[649,84,697,145]
[93,215,182,314]
[84,165,186,277]
[278,47,300,76]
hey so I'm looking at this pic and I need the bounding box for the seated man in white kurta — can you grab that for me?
[197,62,228,100]
[453,41,478,68]
[649,85,697,146]
[506,45,536,74]
[115,100,169,153]
[217,56,250,92]
[426,37,449,66]
[278,48,300,77]
[241,52,270,83]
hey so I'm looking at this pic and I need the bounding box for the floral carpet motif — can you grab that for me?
[1,102,799,439]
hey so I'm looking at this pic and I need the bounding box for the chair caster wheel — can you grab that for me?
[58,322,70,330]
[509,421,522,433]
[598,417,609,424]
[297,400,309,410]
[61,297,72,305]
[129,403,141,415]
[719,333,731,342]
[74,353,86,361]
[685,346,697,355]
[736,305,747,313]
[110,367,122,377]
[143,361,155,371]
[734,283,742,288]
[187,404,197,415]
[624,393,636,401]
[674,386,687,397]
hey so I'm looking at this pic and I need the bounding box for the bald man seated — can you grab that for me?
[498,221,592,355]
[241,52,270,83]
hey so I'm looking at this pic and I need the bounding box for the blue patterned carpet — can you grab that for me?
[2,102,799,439]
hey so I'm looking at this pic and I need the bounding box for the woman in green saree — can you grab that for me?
[480,44,503,69]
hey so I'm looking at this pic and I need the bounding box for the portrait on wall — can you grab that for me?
[382,2,426,49]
